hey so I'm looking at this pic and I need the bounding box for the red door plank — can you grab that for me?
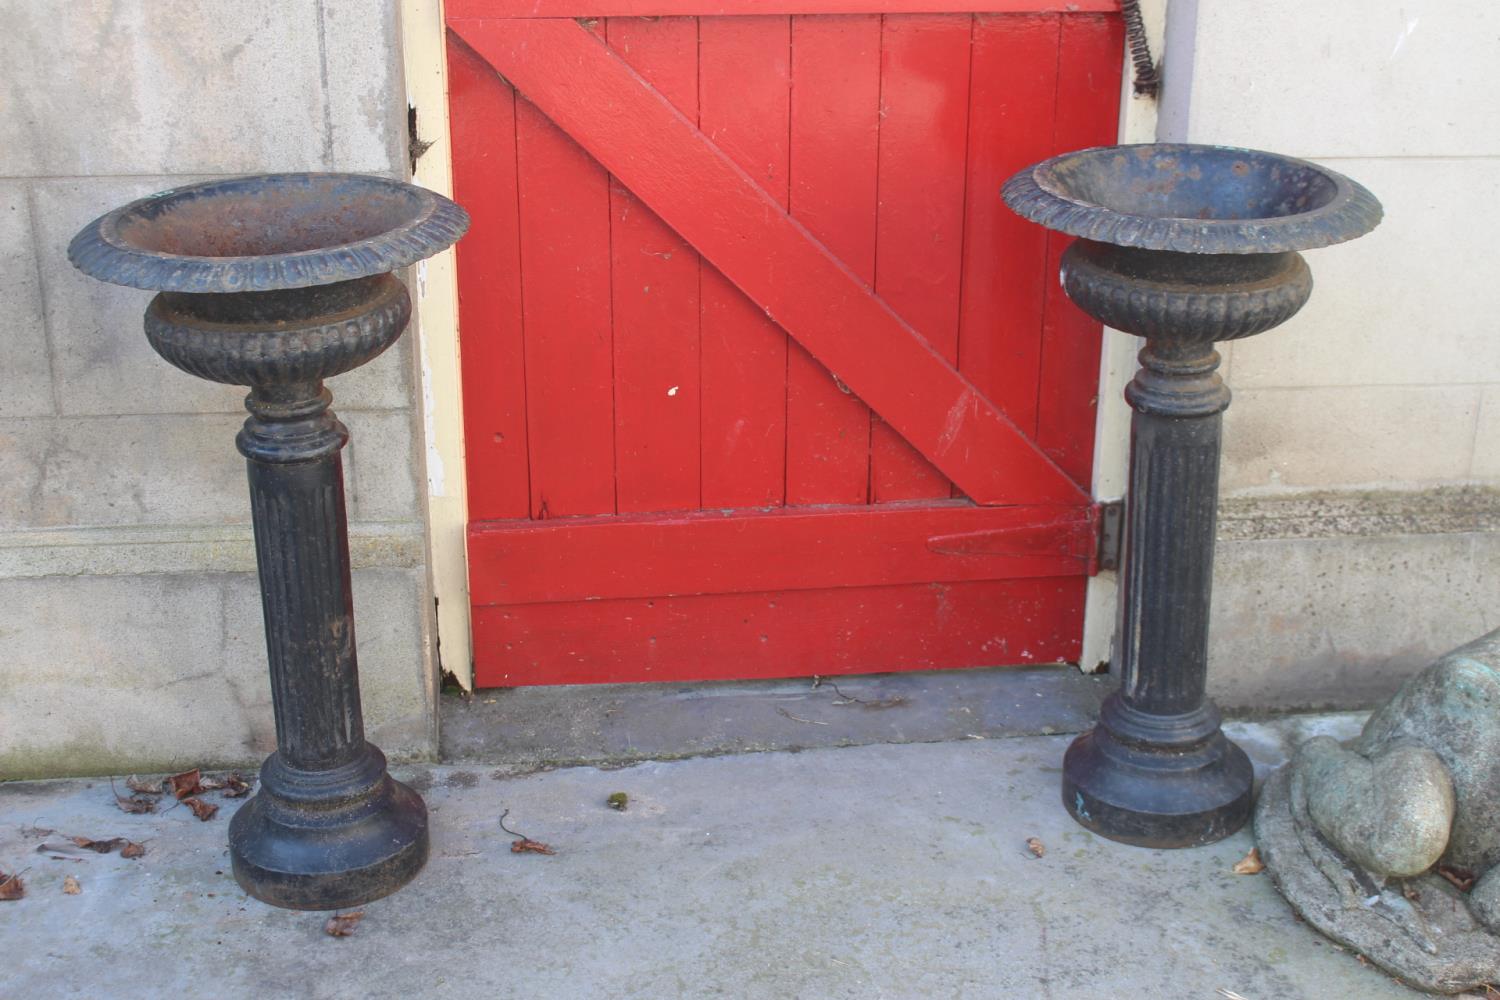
[449,1,1118,16]
[785,14,880,506]
[448,36,530,520]
[451,18,1088,506]
[698,16,792,508]
[514,95,616,517]
[473,578,1085,686]
[605,17,702,514]
[1036,13,1124,486]
[469,500,1096,606]
[957,14,1061,439]
[870,14,973,503]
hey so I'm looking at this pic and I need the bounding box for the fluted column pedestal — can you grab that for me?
[1050,240,1310,847]
[228,369,428,908]
[142,273,434,908]
[1061,340,1253,846]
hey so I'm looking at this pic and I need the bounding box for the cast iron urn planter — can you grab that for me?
[69,174,469,907]
[1003,144,1381,847]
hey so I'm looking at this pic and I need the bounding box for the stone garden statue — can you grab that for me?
[1257,629,1500,993]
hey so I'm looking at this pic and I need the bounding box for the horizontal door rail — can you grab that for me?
[449,1,1117,18]
[469,500,1100,606]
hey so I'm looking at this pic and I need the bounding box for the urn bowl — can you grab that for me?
[1003,145,1381,344]
[67,173,469,386]
[68,172,469,293]
[1001,143,1381,256]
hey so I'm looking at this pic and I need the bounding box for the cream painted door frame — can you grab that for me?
[401,0,473,687]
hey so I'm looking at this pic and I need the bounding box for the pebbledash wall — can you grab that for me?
[0,1,436,777]
[0,0,1496,779]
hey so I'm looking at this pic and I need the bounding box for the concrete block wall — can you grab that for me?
[0,0,436,777]
[1160,0,1500,707]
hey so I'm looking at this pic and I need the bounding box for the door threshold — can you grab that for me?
[441,665,1112,773]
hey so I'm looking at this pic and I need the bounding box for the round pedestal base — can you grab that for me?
[1061,726,1253,849]
[229,747,428,910]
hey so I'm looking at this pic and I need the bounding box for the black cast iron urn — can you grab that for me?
[69,174,468,907]
[1004,144,1381,847]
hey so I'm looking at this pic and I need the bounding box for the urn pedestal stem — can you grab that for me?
[1120,343,1229,721]
[1063,339,1253,847]
[226,366,430,909]
[241,384,363,771]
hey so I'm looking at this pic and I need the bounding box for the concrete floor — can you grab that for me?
[0,713,1471,1000]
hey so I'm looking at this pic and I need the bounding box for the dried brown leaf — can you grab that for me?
[1439,864,1477,893]
[184,797,219,822]
[498,808,555,853]
[324,911,365,937]
[1025,837,1046,859]
[167,769,204,800]
[221,773,252,798]
[124,775,164,796]
[509,839,556,856]
[120,842,145,860]
[1232,847,1265,875]
[71,836,127,854]
[113,790,157,815]
[0,871,24,901]
[62,875,81,895]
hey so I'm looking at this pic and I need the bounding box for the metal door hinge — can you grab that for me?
[1094,500,1125,573]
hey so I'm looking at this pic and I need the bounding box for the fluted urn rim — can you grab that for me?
[68,173,470,293]
[1003,143,1381,255]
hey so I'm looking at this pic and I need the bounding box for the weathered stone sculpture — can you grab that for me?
[1257,630,1500,993]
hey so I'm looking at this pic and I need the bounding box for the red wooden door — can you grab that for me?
[446,0,1123,686]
